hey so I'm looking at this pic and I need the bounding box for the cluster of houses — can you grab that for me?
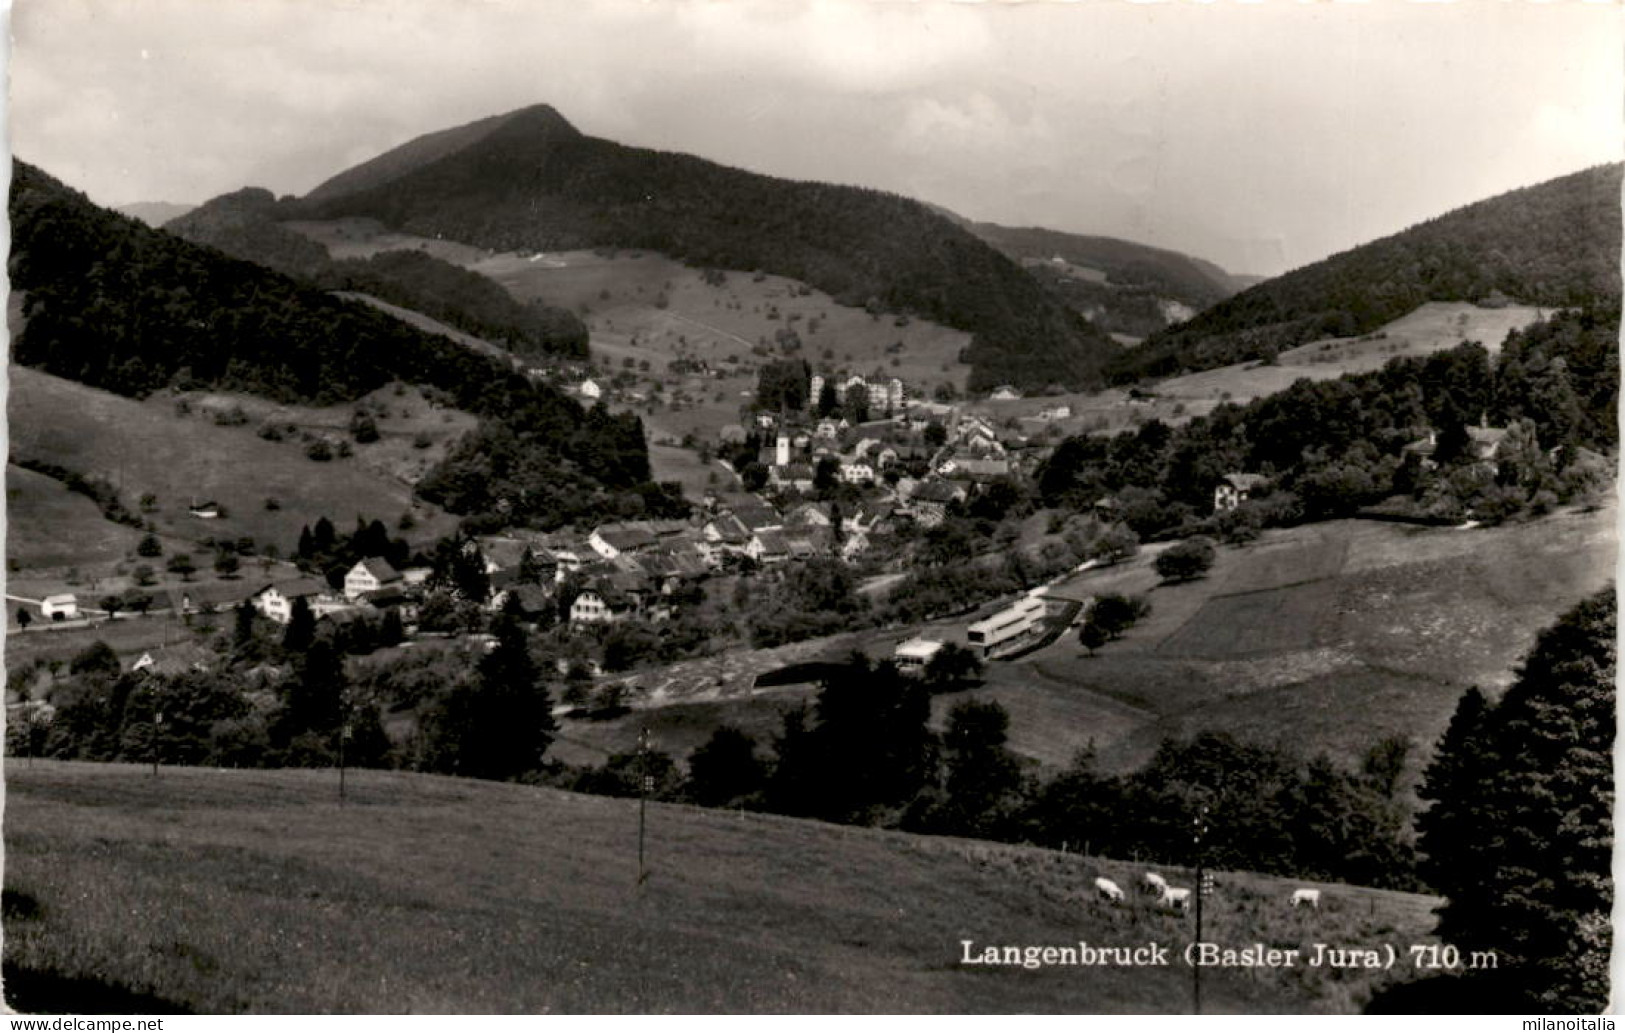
[723,400,1037,531]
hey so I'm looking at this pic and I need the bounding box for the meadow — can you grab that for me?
[965,301,1552,438]
[5,760,1441,1014]
[8,366,463,571]
[975,501,1616,783]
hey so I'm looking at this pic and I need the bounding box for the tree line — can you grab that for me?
[1040,307,1616,539]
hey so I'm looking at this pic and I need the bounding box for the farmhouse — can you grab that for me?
[167,581,260,616]
[39,594,78,621]
[569,586,633,624]
[746,529,791,565]
[343,557,402,600]
[252,577,330,624]
[187,500,222,519]
[1213,473,1268,512]
[578,379,603,400]
[589,523,659,560]
[907,480,967,528]
[988,386,1023,401]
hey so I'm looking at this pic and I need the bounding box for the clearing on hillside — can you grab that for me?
[964,302,1553,439]
[6,761,1440,1014]
[8,367,462,564]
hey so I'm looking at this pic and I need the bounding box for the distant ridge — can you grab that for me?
[115,200,194,226]
[291,104,1120,394]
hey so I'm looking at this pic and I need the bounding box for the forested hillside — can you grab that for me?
[291,104,1118,393]
[1038,304,1617,534]
[1112,164,1622,381]
[166,188,588,359]
[9,160,653,528]
[967,222,1242,304]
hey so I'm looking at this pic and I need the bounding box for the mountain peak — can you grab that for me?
[303,103,580,204]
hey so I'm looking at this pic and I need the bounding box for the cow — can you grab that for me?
[1142,871,1168,896]
[1094,877,1125,903]
[1291,888,1321,909]
[1162,887,1192,912]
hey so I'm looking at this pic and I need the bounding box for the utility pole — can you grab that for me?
[151,690,163,778]
[637,726,652,885]
[1192,803,1210,1015]
[339,719,350,803]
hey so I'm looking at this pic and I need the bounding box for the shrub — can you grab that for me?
[1154,536,1216,582]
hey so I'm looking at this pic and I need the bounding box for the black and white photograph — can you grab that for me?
[2,0,1619,1016]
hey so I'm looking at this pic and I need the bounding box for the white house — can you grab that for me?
[988,385,1023,401]
[578,379,603,401]
[1213,473,1268,512]
[344,557,402,600]
[569,588,631,624]
[252,577,329,624]
[40,594,78,621]
[187,501,222,519]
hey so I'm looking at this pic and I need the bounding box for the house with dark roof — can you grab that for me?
[570,583,635,624]
[167,580,261,617]
[747,529,791,564]
[344,557,402,600]
[252,577,330,624]
[907,480,968,528]
[589,523,659,560]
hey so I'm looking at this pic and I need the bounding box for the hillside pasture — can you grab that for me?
[8,367,462,562]
[5,761,1441,1014]
[1154,302,1550,411]
[964,302,1553,439]
[976,503,1615,778]
[5,466,149,571]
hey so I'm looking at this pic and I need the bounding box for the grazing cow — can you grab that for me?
[1291,888,1321,909]
[1142,872,1168,896]
[1162,887,1192,912]
[1094,877,1125,903]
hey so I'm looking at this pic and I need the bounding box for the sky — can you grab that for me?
[8,0,1622,278]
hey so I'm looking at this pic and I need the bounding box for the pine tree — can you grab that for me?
[282,596,316,655]
[425,616,554,781]
[1421,590,1615,1011]
[686,725,765,807]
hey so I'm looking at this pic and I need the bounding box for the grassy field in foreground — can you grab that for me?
[5,761,1441,1014]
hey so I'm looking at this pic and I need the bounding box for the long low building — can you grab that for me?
[966,594,1046,657]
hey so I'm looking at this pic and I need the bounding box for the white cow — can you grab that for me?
[1291,888,1321,909]
[1094,877,1125,903]
[1162,887,1192,912]
[1142,871,1168,896]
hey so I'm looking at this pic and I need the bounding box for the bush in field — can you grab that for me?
[1155,537,1215,582]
